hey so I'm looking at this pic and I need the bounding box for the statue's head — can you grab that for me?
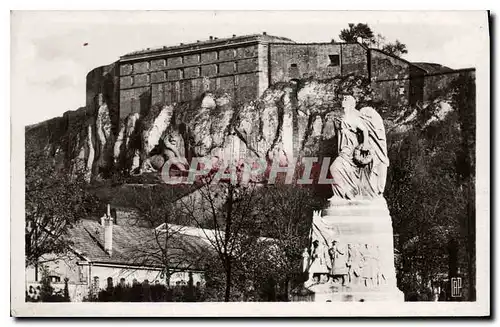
[336,74,372,109]
[341,95,357,111]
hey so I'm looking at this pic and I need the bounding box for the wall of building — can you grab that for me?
[86,62,120,131]
[409,65,426,105]
[257,43,270,95]
[25,253,84,284]
[25,252,89,302]
[370,49,413,107]
[119,43,263,118]
[87,37,467,124]
[268,43,343,84]
[26,252,205,301]
[341,43,369,77]
[422,68,476,101]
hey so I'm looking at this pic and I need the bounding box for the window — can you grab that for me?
[328,54,340,67]
[399,87,405,95]
[49,275,61,283]
[216,51,220,60]
[77,264,87,283]
[234,62,238,72]
[197,54,201,62]
[197,67,202,77]
[215,64,220,74]
[179,69,184,79]
[180,56,184,64]
[289,63,299,79]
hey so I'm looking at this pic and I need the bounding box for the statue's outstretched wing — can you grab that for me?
[359,106,389,166]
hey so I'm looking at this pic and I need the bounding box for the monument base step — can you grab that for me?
[304,282,404,302]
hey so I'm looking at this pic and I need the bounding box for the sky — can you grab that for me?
[11,11,489,125]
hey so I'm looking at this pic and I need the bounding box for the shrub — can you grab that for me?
[86,281,206,302]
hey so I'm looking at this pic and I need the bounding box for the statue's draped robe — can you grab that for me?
[330,107,389,199]
[359,107,389,196]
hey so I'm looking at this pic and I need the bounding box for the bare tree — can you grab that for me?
[374,33,387,49]
[114,184,202,287]
[178,177,262,302]
[252,182,326,298]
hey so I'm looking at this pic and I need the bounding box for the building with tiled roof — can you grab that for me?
[25,209,213,301]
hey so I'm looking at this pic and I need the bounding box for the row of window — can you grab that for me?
[123,62,245,87]
[122,47,258,76]
[121,54,341,87]
[287,54,340,70]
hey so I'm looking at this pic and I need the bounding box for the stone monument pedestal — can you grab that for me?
[301,197,404,302]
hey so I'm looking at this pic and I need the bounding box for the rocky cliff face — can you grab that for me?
[25,75,463,183]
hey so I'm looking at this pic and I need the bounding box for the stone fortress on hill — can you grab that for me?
[28,32,475,182]
[88,31,472,128]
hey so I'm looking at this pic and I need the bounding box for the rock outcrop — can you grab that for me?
[25,75,464,183]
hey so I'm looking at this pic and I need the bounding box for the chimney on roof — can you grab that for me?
[180,43,184,45]
[263,32,267,36]
[232,34,236,38]
[101,204,113,256]
[110,208,117,224]
[214,37,218,40]
[197,40,200,43]
[209,36,213,40]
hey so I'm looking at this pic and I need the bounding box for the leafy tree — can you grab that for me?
[39,266,55,301]
[339,23,375,45]
[385,74,476,299]
[338,23,409,57]
[382,40,408,57]
[63,277,70,302]
[25,144,102,270]
[450,74,476,300]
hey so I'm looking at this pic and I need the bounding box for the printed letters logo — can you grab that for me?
[451,277,462,298]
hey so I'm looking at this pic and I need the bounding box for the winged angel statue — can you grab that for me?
[329,77,389,200]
